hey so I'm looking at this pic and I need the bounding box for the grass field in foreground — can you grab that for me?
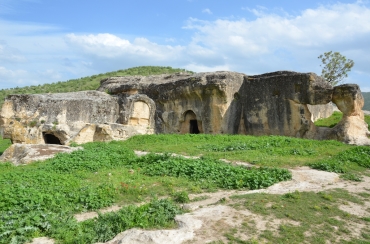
[124,134,353,168]
[0,140,291,243]
[1,111,370,243]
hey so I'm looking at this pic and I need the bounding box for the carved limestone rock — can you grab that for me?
[1,71,369,147]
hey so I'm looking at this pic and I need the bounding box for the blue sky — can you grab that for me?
[0,0,369,91]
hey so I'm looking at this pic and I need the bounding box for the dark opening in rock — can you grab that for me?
[43,133,62,145]
[190,120,200,134]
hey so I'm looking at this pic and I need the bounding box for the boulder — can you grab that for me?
[0,144,82,165]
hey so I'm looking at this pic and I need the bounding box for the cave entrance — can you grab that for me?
[180,110,202,134]
[43,133,62,145]
[190,120,200,134]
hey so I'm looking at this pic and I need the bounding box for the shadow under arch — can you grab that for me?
[180,110,203,134]
[43,132,62,145]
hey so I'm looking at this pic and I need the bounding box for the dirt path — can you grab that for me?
[94,167,370,244]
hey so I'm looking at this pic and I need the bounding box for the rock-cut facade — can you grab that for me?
[1,71,369,146]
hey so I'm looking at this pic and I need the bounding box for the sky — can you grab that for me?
[0,0,369,91]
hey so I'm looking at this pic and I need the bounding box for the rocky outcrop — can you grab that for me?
[241,71,333,138]
[0,144,82,165]
[1,71,369,147]
[0,91,153,145]
[99,72,245,134]
[320,84,370,145]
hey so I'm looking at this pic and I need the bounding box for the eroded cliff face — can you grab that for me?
[0,91,153,145]
[1,71,369,146]
[240,72,333,138]
[99,72,245,134]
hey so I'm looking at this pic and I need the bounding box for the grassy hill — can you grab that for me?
[0,66,193,107]
[363,92,370,111]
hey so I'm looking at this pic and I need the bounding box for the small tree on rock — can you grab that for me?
[318,51,354,86]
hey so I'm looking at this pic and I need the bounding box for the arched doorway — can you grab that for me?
[43,132,62,145]
[128,101,150,126]
[180,110,202,134]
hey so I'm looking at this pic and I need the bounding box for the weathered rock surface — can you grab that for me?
[99,72,245,134]
[0,91,153,145]
[0,144,82,165]
[307,103,334,122]
[320,84,370,145]
[1,71,368,146]
[241,71,333,138]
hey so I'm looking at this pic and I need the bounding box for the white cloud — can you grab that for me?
[0,41,26,62]
[183,1,370,86]
[202,8,212,15]
[66,33,185,61]
[1,2,370,91]
[0,66,28,88]
[184,63,229,73]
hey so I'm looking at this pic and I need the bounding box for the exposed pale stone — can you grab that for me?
[323,84,370,145]
[1,71,368,147]
[307,103,334,122]
[0,144,82,165]
[0,91,154,146]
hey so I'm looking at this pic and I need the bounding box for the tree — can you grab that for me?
[318,51,354,86]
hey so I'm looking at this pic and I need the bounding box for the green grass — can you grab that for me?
[227,189,370,243]
[314,111,343,128]
[0,140,291,243]
[363,92,370,111]
[0,138,11,155]
[0,132,369,243]
[124,134,352,167]
[309,146,370,173]
[0,66,193,108]
[315,111,370,130]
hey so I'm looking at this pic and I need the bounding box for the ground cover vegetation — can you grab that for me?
[224,189,370,243]
[0,66,193,107]
[2,134,369,243]
[0,132,369,243]
[363,92,370,111]
[314,111,370,130]
[124,134,353,168]
[0,141,291,243]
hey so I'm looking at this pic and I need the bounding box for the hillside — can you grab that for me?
[363,92,370,111]
[0,66,193,107]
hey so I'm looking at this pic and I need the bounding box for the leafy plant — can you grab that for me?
[340,172,363,182]
[309,146,370,173]
[49,198,181,243]
[28,120,38,127]
[131,153,292,190]
[172,191,190,203]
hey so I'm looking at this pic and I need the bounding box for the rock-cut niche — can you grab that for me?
[43,132,62,145]
[128,101,150,126]
[181,110,201,134]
